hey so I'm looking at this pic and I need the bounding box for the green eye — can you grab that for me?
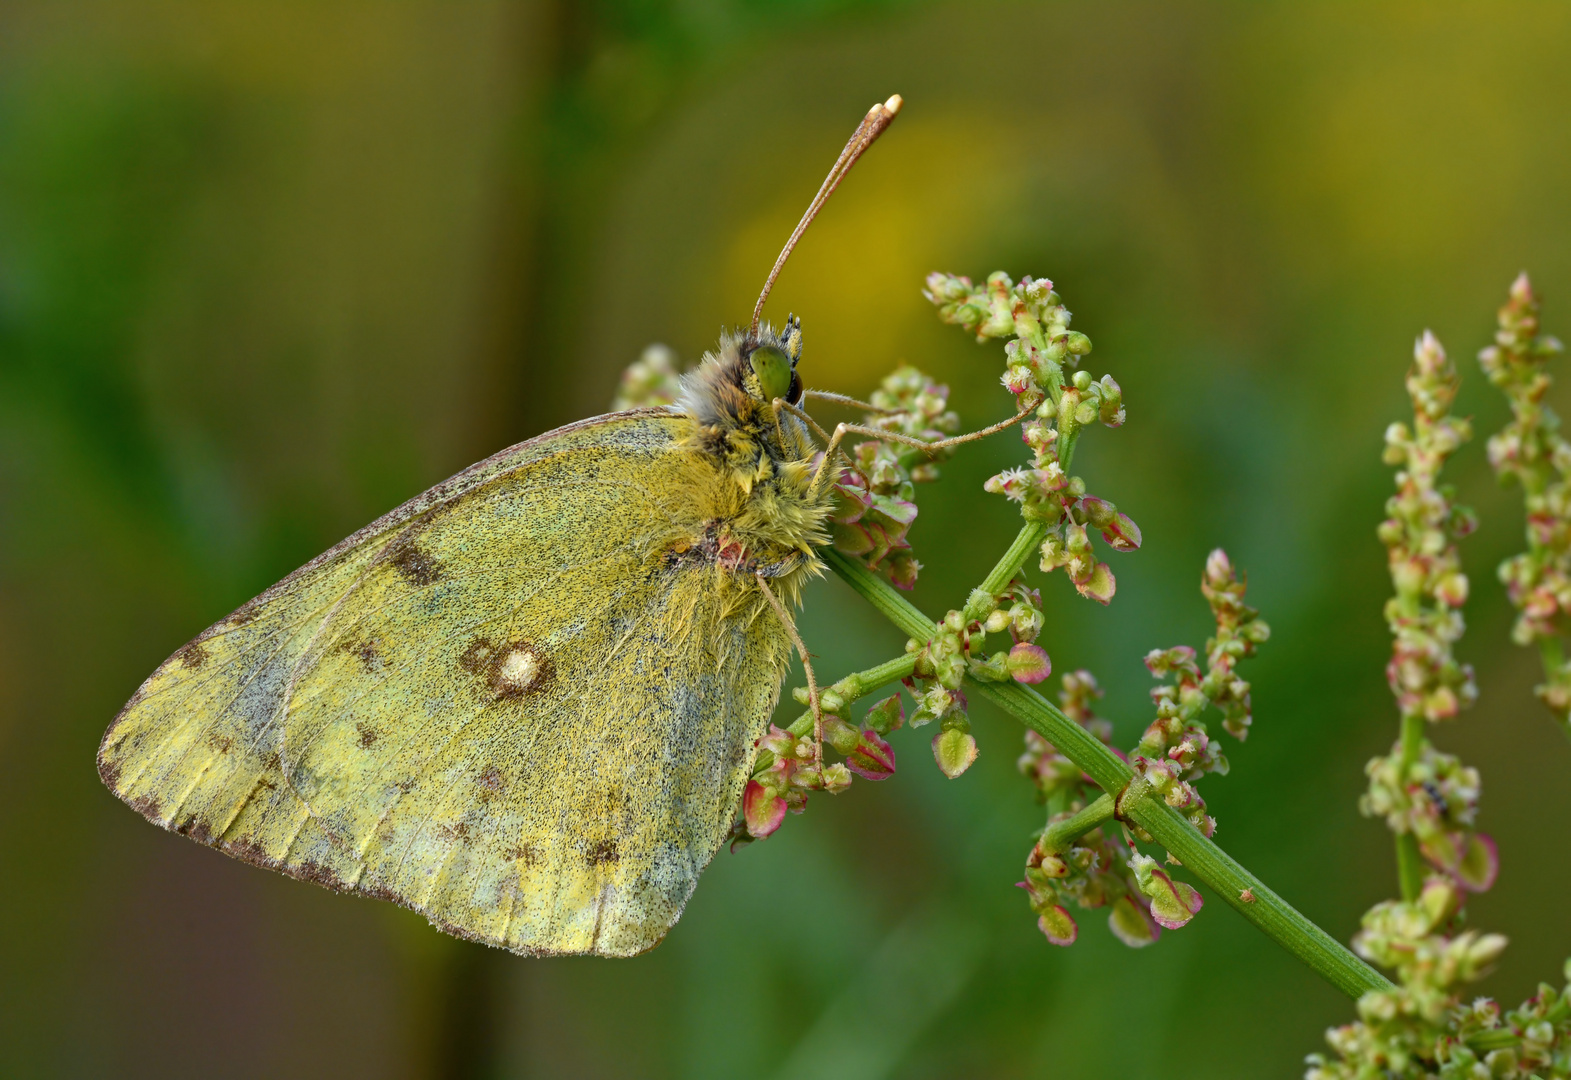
[749,345,794,403]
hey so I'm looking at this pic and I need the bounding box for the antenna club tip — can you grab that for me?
[884,93,903,115]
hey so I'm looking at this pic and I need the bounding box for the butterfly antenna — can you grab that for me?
[749,94,903,339]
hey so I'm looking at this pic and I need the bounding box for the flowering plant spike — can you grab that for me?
[1308,283,1571,1079]
[611,268,1571,1067]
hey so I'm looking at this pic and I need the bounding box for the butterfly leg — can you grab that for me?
[754,572,824,769]
[800,388,897,415]
[771,397,832,447]
[806,408,1032,502]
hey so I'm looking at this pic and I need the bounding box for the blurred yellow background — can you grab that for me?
[3,2,1570,1077]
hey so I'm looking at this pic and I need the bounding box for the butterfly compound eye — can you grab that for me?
[749,344,794,404]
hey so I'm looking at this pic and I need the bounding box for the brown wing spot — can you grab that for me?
[225,602,257,627]
[388,536,442,586]
[506,844,539,867]
[459,636,554,699]
[207,731,234,755]
[175,641,208,669]
[341,635,381,671]
[356,723,378,749]
[476,765,504,799]
[585,840,620,866]
[437,821,471,843]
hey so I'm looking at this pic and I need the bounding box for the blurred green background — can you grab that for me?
[3,1,1570,1076]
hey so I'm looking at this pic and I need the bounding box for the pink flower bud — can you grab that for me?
[1434,573,1469,607]
[1079,496,1117,528]
[1101,513,1142,551]
[1037,905,1079,947]
[933,728,979,778]
[821,762,853,795]
[1002,366,1035,395]
[832,521,876,557]
[864,695,905,735]
[1456,833,1499,892]
[1075,562,1116,604]
[887,552,921,591]
[1107,895,1161,948]
[1204,548,1233,585]
[743,780,787,838]
[845,729,897,781]
[1140,866,1204,929]
[1007,642,1053,684]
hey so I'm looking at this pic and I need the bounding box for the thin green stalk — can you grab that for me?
[1396,712,1427,901]
[1038,793,1115,854]
[1541,634,1565,674]
[825,547,1394,1001]
[1537,637,1571,747]
[785,654,917,738]
[979,521,1050,596]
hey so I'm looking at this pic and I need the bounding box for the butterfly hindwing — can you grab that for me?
[99,409,791,955]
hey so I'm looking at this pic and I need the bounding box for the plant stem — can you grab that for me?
[980,521,1050,595]
[785,654,918,738]
[783,489,1049,738]
[1395,712,1427,901]
[1039,793,1115,854]
[824,547,1394,1001]
[1536,637,1571,747]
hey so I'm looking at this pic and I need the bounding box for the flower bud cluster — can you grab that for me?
[1304,879,1571,1079]
[925,271,1139,605]
[1361,744,1497,892]
[1369,329,1497,890]
[900,581,1052,780]
[1379,331,1479,724]
[831,365,958,590]
[731,696,901,849]
[1130,549,1269,837]
[1019,821,1166,950]
[1016,671,1135,948]
[611,343,683,409]
[1019,817,1206,951]
[1016,550,1265,949]
[1478,274,1571,732]
[1307,305,1571,1080]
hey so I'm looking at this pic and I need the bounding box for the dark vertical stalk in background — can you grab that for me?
[434,945,502,1080]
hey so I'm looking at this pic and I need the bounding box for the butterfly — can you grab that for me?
[98,96,908,957]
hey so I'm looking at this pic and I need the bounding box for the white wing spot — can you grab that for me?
[497,647,542,691]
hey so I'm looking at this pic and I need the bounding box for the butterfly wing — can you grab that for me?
[99,409,791,956]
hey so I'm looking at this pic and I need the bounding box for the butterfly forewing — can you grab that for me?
[100,410,791,956]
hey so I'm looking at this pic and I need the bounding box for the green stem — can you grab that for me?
[785,654,917,738]
[979,521,1050,596]
[825,548,1394,1001]
[1539,634,1563,672]
[783,524,1050,737]
[1466,1029,1521,1053]
[1535,637,1571,747]
[1039,794,1115,854]
[1395,712,1427,901]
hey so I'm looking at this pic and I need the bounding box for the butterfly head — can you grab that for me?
[679,316,806,432]
[741,313,804,407]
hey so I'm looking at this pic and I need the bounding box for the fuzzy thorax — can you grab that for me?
[673,322,830,601]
